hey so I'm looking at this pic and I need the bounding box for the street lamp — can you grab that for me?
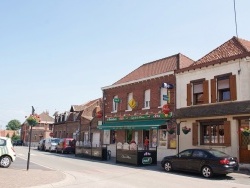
[26,106,35,171]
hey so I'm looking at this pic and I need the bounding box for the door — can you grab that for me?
[92,132,100,147]
[239,119,250,163]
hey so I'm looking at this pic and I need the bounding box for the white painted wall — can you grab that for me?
[177,117,239,159]
[176,58,250,109]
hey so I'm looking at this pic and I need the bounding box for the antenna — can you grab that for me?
[233,0,238,38]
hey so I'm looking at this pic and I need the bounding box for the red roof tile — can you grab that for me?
[113,53,193,85]
[194,36,250,65]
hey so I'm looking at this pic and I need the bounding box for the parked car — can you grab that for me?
[37,139,45,151]
[12,140,23,146]
[44,138,60,152]
[161,148,239,178]
[55,138,75,154]
[0,136,16,168]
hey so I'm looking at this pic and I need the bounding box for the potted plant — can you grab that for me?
[26,114,40,126]
[182,126,191,134]
[240,127,250,136]
[167,125,176,135]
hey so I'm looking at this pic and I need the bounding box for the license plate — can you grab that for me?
[229,161,236,165]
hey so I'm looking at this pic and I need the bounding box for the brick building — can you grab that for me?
[98,53,194,159]
[21,111,54,146]
[53,98,103,147]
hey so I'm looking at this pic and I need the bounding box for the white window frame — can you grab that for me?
[143,89,150,109]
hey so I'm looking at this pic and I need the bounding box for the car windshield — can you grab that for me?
[207,150,229,157]
[51,138,60,143]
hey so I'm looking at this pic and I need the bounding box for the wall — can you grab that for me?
[176,58,250,109]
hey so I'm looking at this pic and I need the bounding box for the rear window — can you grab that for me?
[51,138,60,143]
[207,150,229,157]
[0,139,6,146]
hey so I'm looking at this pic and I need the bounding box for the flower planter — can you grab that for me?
[182,129,190,135]
[242,132,250,136]
[167,129,175,135]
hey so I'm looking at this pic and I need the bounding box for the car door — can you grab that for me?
[188,150,208,172]
[174,149,193,170]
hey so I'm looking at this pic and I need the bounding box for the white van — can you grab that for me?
[44,138,60,152]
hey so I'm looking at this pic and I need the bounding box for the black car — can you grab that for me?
[12,140,23,146]
[161,148,239,178]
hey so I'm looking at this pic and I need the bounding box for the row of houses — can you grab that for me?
[21,36,250,163]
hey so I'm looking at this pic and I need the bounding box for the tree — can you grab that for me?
[6,119,21,130]
[12,132,20,141]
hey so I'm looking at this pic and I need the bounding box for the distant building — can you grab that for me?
[21,111,54,147]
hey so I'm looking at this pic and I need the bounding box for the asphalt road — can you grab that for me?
[1,146,249,188]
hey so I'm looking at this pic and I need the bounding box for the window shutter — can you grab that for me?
[203,80,209,104]
[192,122,198,146]
[187,83,192,106]
[224,121,231,146]
[211,79,216,103]
[230,75,237,101]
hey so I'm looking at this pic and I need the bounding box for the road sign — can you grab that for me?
[49,132,53,137]
[163,95,168,101]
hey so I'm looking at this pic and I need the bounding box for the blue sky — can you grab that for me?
[1,0,250,128]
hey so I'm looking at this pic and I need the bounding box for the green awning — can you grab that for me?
[97,119,167,130]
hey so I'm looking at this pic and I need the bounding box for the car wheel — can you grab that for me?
[49,147,51,152]
[61,150,64,154]
[201,166,213,178]
[164,161,172,172]
[0,156,12,168]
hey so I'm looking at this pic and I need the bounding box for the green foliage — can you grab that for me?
[6,133,10,137]
[6,119,21,130]
[12,132,20,141]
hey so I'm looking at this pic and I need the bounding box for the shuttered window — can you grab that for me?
[187,79,208,106]
[211,79,216,103]
[211,74,237,103]
[230,75,237,101]
[187,83,192,106]
[199,120,231,146]
[192,122,198,146]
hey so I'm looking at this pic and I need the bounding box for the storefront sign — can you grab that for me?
[114,98,121,103]
[142,157,152,164]
[107,113,171,121]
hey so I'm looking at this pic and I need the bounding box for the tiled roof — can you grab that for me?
[71,98,101,112]
[39,112,54,123]
[112,53,193,85]
[175,100,250,118]
[194,36,250,66]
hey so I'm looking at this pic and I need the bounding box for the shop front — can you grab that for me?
[98,114,170,165]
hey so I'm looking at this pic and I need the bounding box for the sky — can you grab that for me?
[1,0,250,129]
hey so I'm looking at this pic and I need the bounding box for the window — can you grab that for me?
[217,76,230,101]
[211,74,237,103]
[0,139,6,146]
[112,95,119,112]
[187,79,208,106]
[144,89,150,108]
[127,93,133,111]
[201,122,225,145]
[160,87,168,106]
[193,82,203,105]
